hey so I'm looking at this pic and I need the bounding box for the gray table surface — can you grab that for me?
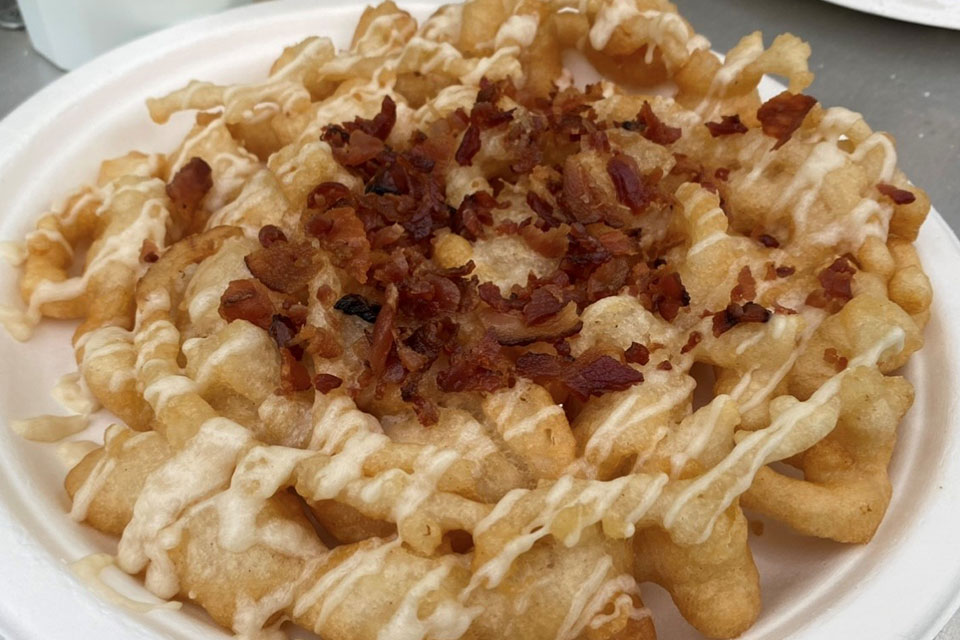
[1,0,959,637]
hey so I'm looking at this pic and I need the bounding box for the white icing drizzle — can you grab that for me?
[11,414,88,442]
[70,554,181,613]
[52,371,100,415]
[56,440,99,469]
[377,558,479,640]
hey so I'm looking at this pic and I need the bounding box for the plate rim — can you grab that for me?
[819,0,960,30]
[1,1,960,639]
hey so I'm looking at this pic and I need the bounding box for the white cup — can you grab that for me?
[18,0,254,70]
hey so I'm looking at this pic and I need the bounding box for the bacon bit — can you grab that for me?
[563,353,644,400]
[403,377,440,426]
[522,286,565,325]
[757,233,780,248]
[332,128,386,166]
[313,373,343,393]
[139,239,159,263]
[258,225,287,248]
[452,191,497,239]
[711,302,771,337]
[823,347,848,373]
[436,330,513,393]
[806,256,856,312]
[515,352,564,380]
[268,315,298,350]
[656,360,673,371]
[333,294,381,323]
[359,95,398,141]
[764,262,778,281]
[730,266,757,303]
[715,167,730,181]
[307,182,353,212]
[517,351,643,400]
[455,125,482,166]
[279,349,312,394]
[705,115,748,137]
[219,279,275,329]
[369,285,397,376]
[877,182,916,205]
[607,153,653,212]
[245,240,320,294]
[520,223,569,258]
[681,331,702,354]
[166,156,213,220]
[304,206,372,283]
[624,342,650,365]
[756,91,817,149]
[644,271,690,322]
[560,156,613,225]
[526,191,561,227]
[776,265,796,278]
[636,101,682,145]
[480,302,582,346]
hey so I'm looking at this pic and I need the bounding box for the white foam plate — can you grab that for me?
[820,0,960,30]
[2,1,960,638]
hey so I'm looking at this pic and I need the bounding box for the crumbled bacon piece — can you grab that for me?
[681,331,702,354]
[258,225,287,248]
[517,351,643,400]
[776,265,796,278]
[711,302,772,337]
[333,294,381,323]
[526,191,561,227]
[520,223,569,258]
[624,342,650,365]
[279,349,312,394]
[823,347,848,373]
[877,182,916,205]
[166,157,213,220]
[705,115,748,137]
[304,206,372,282]
[245,240,320,294]
[455,126,482,166]
[307,182,353,212]
[480,302,582,346]
[219,279,275,329]
[715,167,730,181]
[806,256,856,312]
[757,92,817,149]
[313,373,343,394]
[268,315,298,350]
[730,266,757,303]
[522,286,565,325]
[436,330,513,393]
[563,353,644,400]
[636,101,682,145]
[139,239,159,263]
[642,271,690,322]
[757,233,780,248]
[656,360,673,371]
[369,285,397,376]
[607,153,653,212]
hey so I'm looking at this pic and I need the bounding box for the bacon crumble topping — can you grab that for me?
[757,91,817,149]
[877,182,916,205]
[705,115,748,137]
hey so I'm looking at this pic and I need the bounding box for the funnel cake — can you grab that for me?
[1,0,932,638]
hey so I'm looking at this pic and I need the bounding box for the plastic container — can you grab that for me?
[17,0,253,70]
